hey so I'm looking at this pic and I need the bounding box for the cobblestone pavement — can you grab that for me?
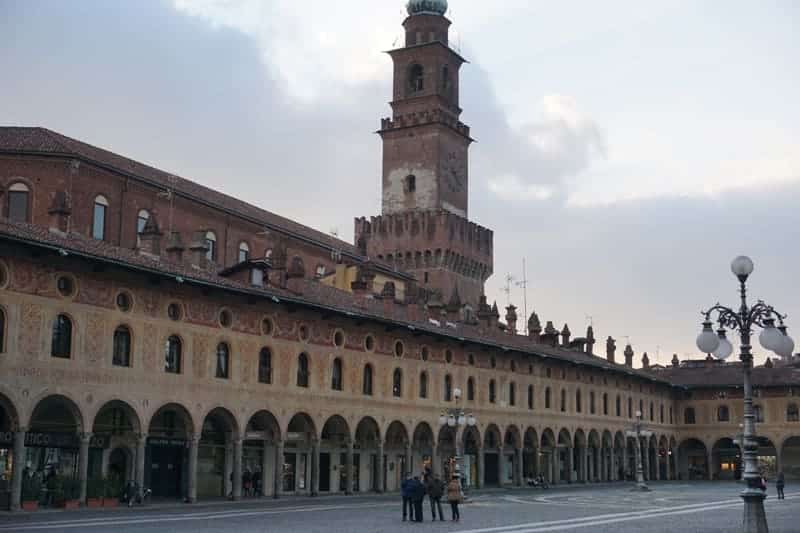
[0,483,798,533]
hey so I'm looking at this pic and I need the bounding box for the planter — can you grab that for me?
[60,499,81,510]
[103,498,119,508]
[21,501,39,511]
[86,498,103,508]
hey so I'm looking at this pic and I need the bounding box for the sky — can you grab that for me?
[1,0,798,367]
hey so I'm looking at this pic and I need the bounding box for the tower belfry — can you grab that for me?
[355,0,494,306]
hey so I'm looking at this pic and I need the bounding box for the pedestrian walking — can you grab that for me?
[243,469,252,497]
[401,474,413,521]
[426,474,445,521]
[776,471,785,500]
[411,475,426,523]
[447,475,462,522]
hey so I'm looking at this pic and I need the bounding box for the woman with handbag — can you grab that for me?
[446,476,462,522]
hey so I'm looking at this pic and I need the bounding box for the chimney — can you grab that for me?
[165,231,185,263]
[624,344,634,367]
[586,326,595,355]
[138,215,162,258]
[561,324,571,346]
[641,351,650,370]
[505,304,518,335]
[477,294,493,329]
[446,287,462,322]
[48,190,72,235]
[490,302,500,329]
[188,230,210,269]
[606,336,617,363]
[542,321,559,347]
[671,353,680,368]
[528,311,542,342]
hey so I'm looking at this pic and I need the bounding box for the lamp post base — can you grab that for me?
[742,489,768,533]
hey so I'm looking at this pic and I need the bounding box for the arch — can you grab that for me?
[483,424,501,450]
[462,425,481,452]
[678,438,708,480]
[384,420,409,448]
[92,399,142,435]
[557,428,571,447]
[541,428,556,449]
[202,407,240,440]
[29,393,84,433]
[710,437,741,481]
[321,415,351,447]
[504,425,521,449]
[355,416,381,448]
[286,412,317,442]
[780,436,800,480]
[0,391,20,432]
[147,402,195,437]
[524,427,539,450]
[245,409,281,442]
[412,421,434,456]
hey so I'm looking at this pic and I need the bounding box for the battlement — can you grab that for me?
[380,110,471,139]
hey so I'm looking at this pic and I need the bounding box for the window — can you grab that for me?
[406,175,416,193]
[238,242,250,262]
[545,387,552,409]
[205,231,217,262]
[490,355,497,369]
[589,391,595,414]
[660,404,665,424]
[419,371,428,399]
[297,353,310,388]
[715,404,729,422]
[628,398,633,418]
[167,302,183,321]
[315,264,326,278]
[363,364,373,396]
[650,402,654,421]
[511,360,517,372]
[332,358,343,391]
[333,331,345,348]
[219,309,232,328]
[684,407,696,424]
[261,318,274,336]
[393,369,403,397]
[509,382,516,406]
[250,268,264,287]
[669,406,674,424]
[421,346,429,361]
[216,342,230,379]
[136,209,150,246]
[546,367,552,378]
[7,182,30,222]
[639,399,644,416]
[409,64,424,92]
[112,325,131,367]
[264,248,273,259]
[489,380,497,403]
[442,65,450,89]
[603,393,608,415]
[0,307,6,353]
[364,335,375,352]
[467,377,475,401]
[754,405,764,423]
[57,275,75,298]
[116,291,132,312]
[258,348,272,384]
[92,195,108,240]
[51,314,72,358]
[394,341,404,358]
[527,385,534,410]
[616,395,621,417]
[445,349,453,363]
[468,353,475,366]
[787,403,800,422]
[570,389,576,412]
[444,375,452,401]
[165,335,182,374]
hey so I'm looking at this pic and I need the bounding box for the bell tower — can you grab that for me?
[355,0,494,307]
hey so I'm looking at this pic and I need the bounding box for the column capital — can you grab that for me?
[14,425,28,434]
[189,434,202,444]
[80,432,93,444]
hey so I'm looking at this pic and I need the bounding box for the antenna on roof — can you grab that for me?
[157,174,178,233]
[515,258,528,335]
[503,273,515,307]
[585,315,594,327]
[330,228,343,264]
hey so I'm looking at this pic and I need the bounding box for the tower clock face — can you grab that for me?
[443,151,464,193]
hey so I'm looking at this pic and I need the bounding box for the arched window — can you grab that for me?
[489,380,497,403]
[527,385,534,410]
[7,182,30,222]
[393,368,403,397]
[509,382,516,406]
[717,405,729,422]
[238,242,250,262]
[92,195,108,240]
[409,64,424,92]
[0,307,5,353]
[419,371,428,399]
[660,404,665,424]
[684,407,696,424]
[205,231,217,262]
[258,347,272,384]
[444,374,452,401]
[264,248,273,259]
[363,364,373,396]
[467,377,475,401]
[331,358,343,391]
[545,387,552,409]
[628,397,633,418]
[788,404,800,422]
[51,314,72,358]
[560,389,567,412]
[112,325,131,367]
[136,209,150,246]
[216,342,230,379]
[165,335,182,373]
[603,393,608,415]
[669,406,674,424]
[616,395,621,417]
[639,399,644,416]
[589,391,595,414]
[297,353,309,388]
[442,65,450,90]
[649,402,654,421]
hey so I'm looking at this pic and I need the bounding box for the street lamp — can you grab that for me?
[626,410,651,492]
[696,255,793,533]
[438,388,476,484]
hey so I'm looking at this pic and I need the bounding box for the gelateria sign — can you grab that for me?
[0,432,109,449]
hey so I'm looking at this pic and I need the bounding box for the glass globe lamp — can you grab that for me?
[713,329,734,360]
[697,320,721,354]
[730,255,754,281]
[759,319,783,353]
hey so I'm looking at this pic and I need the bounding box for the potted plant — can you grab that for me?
[86,477,104,508]
[103,476,123,507]
[60,477,81,509]
[21,476,42,511]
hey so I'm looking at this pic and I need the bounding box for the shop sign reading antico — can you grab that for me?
[0,431,109,449]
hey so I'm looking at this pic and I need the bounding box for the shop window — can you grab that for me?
[527,385,534,410]
[684,407,696,424]
[787,403,798,422]
[509,382,516,406]
[205,231,217,262]
[489,380,496,404]
[331,358,343,391]
[92,195,108,240]
[258,347,272,384]
[238,242,250,263]
[112,325,132,367]
[393,368,403,397]
[419,371,428,399]
[7,182,30,222]
[136,209,150,246]
[363,364,373,396]
[165,335,182,374]
[297,353,310,388]
[215,342,230,379]
[51,314,72,358]
[545,387,551,409]
[444,375,452,401]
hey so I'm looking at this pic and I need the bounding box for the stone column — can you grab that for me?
[136,433,147,493]
[232,438,243,500]
[273,440,284,498]
[610,448,617,481]
[224,442,233,496]
[477,447,484,489]
[497,446,504,486]
[311,440,320,496]
[566,446,573,483]
[580,447,587,483]
[375,443,384,493]
[622,444,628,480]
[345,441,354,495]
[666,450,672,481]
[10,428,26,511]
[404,443,412,478]
[261,440,270,497]
[78,432,92,504]
[516,447,524,486]
[431,444,439,478]
[188,434,200,503]
[707,448,714,481]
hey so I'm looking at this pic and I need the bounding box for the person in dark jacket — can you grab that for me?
[401,474,414,521]
[776,471,785,500]
[426,475,445,521]
[411,475,426,522]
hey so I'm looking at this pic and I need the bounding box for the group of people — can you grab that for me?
[760,470,786,500]
[230,468,262,498]
[401,473,463,522]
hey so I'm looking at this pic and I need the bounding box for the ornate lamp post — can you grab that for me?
[626,410,651,491]
[696,256,794,533]
[438,388,476,485]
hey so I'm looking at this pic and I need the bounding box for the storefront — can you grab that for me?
[146,437,186,499]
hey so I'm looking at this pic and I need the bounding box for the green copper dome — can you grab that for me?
[407,0,448,16]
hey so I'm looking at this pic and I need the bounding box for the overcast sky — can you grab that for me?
[2,0,798,366]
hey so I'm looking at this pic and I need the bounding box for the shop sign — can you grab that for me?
[148,437,187,448]
[0,432,109,449]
